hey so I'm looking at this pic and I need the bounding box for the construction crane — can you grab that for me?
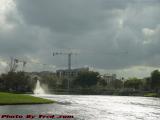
[53,49,79,70]
[12,57,56,72]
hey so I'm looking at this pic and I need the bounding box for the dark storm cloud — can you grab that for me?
[0,24,42,56]
[15,0,101,34]
[0,0,160,76]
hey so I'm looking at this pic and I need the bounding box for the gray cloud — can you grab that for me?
[0,0,160,77]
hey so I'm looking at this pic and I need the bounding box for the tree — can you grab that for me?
[8,57,18,72]
[98,78,108,87]
[41,74,58,88]
[124,78,143,90]
[74,71,100,88]
[0,71,32,92]
[151,70,160,91]
[110,79,123,89]
[143,77,151,91]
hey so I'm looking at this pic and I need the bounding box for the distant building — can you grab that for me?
[101,73,116,84]
[56,67,89,77]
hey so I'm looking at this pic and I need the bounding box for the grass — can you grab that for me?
[0,92,54,105]
[144,93,159,97]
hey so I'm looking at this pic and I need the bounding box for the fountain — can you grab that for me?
[34,80,45,94]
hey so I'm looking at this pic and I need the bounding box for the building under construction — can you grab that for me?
[56,67,89,77]
[53,49,89,78]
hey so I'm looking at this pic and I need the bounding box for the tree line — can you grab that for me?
[0,70,160,95]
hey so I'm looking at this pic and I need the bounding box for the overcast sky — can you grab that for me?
[0,0,160,78]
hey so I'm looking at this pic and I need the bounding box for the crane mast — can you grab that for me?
[53,49,78,70]
[68,53,71,70]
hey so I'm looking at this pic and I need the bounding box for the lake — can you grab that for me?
[0,95,160,120]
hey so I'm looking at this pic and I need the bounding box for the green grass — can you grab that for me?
[144,93,159,97]
[0,92,54,105]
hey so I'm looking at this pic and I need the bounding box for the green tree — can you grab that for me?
[0,71,32,92]
[74,71,100,88]
[124,78,143,90]
[98,78,108,87]
[143,77,151,91]
[41,74,58,88]
[151,70,160,91]
[110,79,123,89]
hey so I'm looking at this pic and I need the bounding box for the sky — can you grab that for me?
[0,0,160,78]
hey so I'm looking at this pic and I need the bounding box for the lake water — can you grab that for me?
[0,94,160,120]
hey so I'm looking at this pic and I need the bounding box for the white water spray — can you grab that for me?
[34,80,45,94]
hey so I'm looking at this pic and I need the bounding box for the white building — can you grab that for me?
[56,67,89,77]
[101,73,116,84]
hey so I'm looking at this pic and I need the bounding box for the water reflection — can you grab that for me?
[0,95,160,120]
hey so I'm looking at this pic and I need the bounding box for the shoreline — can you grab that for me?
[0,92,54,105]
[46,90,160,98]
[0,91,159,106]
